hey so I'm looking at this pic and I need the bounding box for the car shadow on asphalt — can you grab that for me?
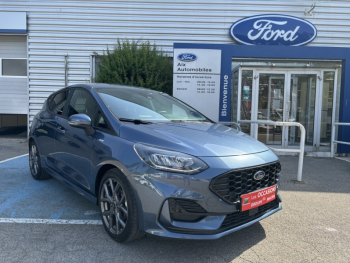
[109,222,266,263]
[90,223,266,262]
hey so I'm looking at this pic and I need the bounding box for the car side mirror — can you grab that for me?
[68,114,95,136]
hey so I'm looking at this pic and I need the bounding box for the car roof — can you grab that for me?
[67,83,160,93]
[50,83,166,101]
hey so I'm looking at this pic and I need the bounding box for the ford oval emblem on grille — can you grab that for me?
[253,171,265,180]
[177,53,197,62]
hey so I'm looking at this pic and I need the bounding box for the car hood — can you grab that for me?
[119,122,269,157]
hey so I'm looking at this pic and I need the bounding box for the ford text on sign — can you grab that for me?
[241,185,277,211]
[230,14,317,46]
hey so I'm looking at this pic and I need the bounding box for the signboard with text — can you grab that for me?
[173,49,221,121]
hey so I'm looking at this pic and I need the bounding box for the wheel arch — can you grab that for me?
[28,136,40,154]
[94,160,145,230]
[95,164,117,199]
[94,161,137,203]
[28,136,35,148]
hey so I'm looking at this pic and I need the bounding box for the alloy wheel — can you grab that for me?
[29,144,39,175]
[100,178,128,235]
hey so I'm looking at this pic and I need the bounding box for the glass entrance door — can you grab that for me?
[288,74,317,147]
[319,71,335,149]
[257,73,285,145]
[240,68,337,153]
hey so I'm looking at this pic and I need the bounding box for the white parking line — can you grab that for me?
[0,154,29,164]
[335,157,350,163]
[0,218,102,225]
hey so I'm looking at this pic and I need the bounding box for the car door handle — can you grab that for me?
[56,127,66,134]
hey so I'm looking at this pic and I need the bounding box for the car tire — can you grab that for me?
[99,168,144,243]
[29,140,51,180]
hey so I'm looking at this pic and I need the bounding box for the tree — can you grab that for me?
[94,39,173,94]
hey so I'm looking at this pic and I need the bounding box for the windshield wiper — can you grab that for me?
[118,118,153,124]
[170,120,211,123]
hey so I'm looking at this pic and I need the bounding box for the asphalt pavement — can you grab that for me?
[0,138,28,161]
[0,138,349,262]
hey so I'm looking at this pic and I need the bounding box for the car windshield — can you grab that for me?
[96,87,210,123]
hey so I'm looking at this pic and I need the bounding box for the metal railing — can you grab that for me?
[219,120,306,182]
[331,122,350,158]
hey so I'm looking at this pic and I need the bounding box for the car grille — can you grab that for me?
[220,199,280,231]
[210,161,281,204]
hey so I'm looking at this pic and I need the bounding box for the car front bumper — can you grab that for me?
[151,200,281,239]
[128,149,281,240]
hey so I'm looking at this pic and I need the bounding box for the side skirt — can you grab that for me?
[43,167,98,205]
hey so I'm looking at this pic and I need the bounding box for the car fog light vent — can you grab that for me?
[168,198,206,222]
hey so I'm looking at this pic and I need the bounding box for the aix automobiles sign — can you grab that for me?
[229,14,317,46]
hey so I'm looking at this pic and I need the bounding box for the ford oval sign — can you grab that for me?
[253,171,266,181]
[230,14,317,46]
[177,53,197,62]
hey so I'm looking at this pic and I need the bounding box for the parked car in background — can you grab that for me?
[29,84,282,243]
[269,110,283,122]
[258,111,283,133]
[257,111,274,131]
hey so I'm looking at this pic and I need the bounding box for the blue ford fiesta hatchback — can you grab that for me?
[29,84,282,243]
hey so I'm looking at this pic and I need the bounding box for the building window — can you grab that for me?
[1,59,27,77]
[91,55,101,80]
[0,114,27,137]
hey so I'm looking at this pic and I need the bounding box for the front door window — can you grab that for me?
[67,89,98,124]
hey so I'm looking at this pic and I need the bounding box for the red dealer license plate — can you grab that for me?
[241,185,277,212]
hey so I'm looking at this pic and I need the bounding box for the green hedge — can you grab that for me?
[94,39,173,94]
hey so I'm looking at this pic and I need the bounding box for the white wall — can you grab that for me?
[0,0,349,123]
[0,36,28,114]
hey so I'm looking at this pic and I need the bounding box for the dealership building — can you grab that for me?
[0,0,349,155]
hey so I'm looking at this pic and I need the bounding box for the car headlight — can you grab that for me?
[134,143,208,174]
